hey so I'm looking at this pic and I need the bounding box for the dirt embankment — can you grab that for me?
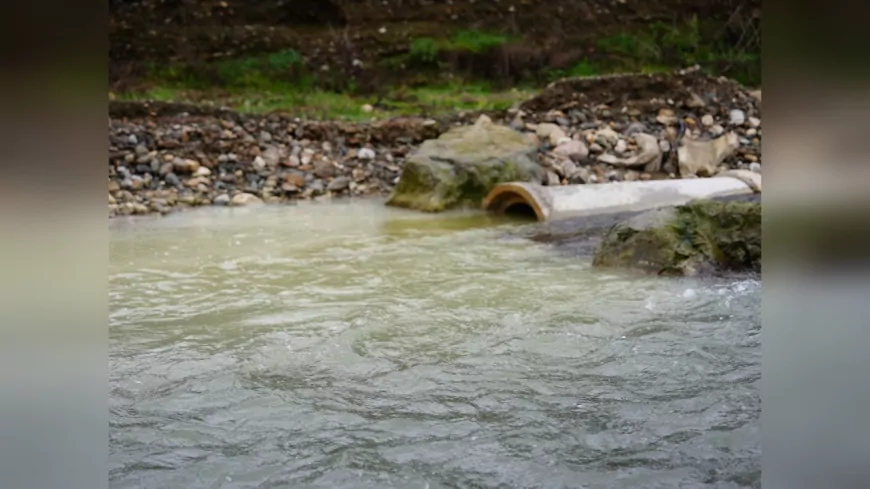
[110,0,760,89]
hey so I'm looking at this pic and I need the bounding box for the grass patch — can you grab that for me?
[409,37,439,64]
[115,81,536,121]
[542,17,760,86]
[405,29,512,67]
[449,30,510,53]
[146,48,311,91]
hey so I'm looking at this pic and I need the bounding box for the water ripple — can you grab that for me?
[110,202,760,489]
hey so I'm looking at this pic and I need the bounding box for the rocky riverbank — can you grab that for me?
[108,68,761,218]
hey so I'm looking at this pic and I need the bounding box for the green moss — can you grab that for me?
[593,200,761,276]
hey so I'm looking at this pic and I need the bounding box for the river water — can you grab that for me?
[109,200,760,489]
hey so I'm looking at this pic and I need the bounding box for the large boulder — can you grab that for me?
[592,199,761,276]
[385,115,546,212]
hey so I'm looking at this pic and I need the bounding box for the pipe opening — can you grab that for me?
[503,202,539,221]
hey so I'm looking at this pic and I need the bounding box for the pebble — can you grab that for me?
[749,162,761,173]
[230,193,263,206]
[614,140,628,154]
[624,122,648,136]
[327,176,351,191]
[108,74,762,218]
[729,109,746,126]
[656,108,678,125]
[536,123,568,146]
[595,127,620,146]
[552,140,588,162]
[164,173,181,188]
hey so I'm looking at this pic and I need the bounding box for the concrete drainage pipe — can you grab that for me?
[482,171,761,222]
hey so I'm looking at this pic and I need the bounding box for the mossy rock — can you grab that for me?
[593,199,761,276]
[386,115,545,212]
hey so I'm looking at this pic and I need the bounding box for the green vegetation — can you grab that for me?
[546,17,759,86]
[449,30,510,53]
[409,37,439,64]
[114,20,758,118]
[146,48,309,91]
[115,81,534,121]
[406,29,512,66]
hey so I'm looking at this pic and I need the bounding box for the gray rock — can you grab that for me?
[625,122,648,136]
[252,156,266,171]
[327,176,350,191]
[230,193,263,206]
[159,162,174,177]
[165,173,181,188]
[729,109,746,126]
[552,140,589,162]
[569,167,593,184]
[546,171,561,186]
[536,123,568,146]
[569,110,587,124]
[128,134,138,145]
[313,159,335,179]
[614,139,628,154]
[595,127,620,147]
[386,115,546,212]
[358,147,376,160]
[134,144,148,156]
[593,199,760,276]
[261,145,282,167]
[678,132,740,177]
[686,92,707,108]
[309,180,326,194]
[259,130,272,142]
[749,161,761,173]
[597,153,619,165]
[559,159,578,178]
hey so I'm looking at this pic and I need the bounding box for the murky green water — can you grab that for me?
[109,200,760,489]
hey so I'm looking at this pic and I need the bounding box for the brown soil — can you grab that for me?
[110,0,761,90]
